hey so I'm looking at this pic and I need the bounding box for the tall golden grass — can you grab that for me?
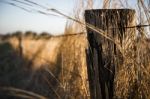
[0,32,89,98]
[0,0,150,99]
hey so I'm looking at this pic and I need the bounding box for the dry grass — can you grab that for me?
[0,32,89,99]
[58,33,89,98]
[114,37,150,99]
[0,0,150,99]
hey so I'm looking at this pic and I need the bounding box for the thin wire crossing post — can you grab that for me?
[85,9,135,99]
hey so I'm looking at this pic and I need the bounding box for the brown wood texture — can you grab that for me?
[85,9,135,99]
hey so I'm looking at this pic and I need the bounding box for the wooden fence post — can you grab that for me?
[85,9,135,99]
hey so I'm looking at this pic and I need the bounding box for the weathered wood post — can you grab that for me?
[85,9,135,99]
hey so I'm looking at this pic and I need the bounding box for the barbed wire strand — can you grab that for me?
[1,0,150,39]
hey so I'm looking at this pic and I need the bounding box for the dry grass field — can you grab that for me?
[0,0,150,99]
[0,32,89,99]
